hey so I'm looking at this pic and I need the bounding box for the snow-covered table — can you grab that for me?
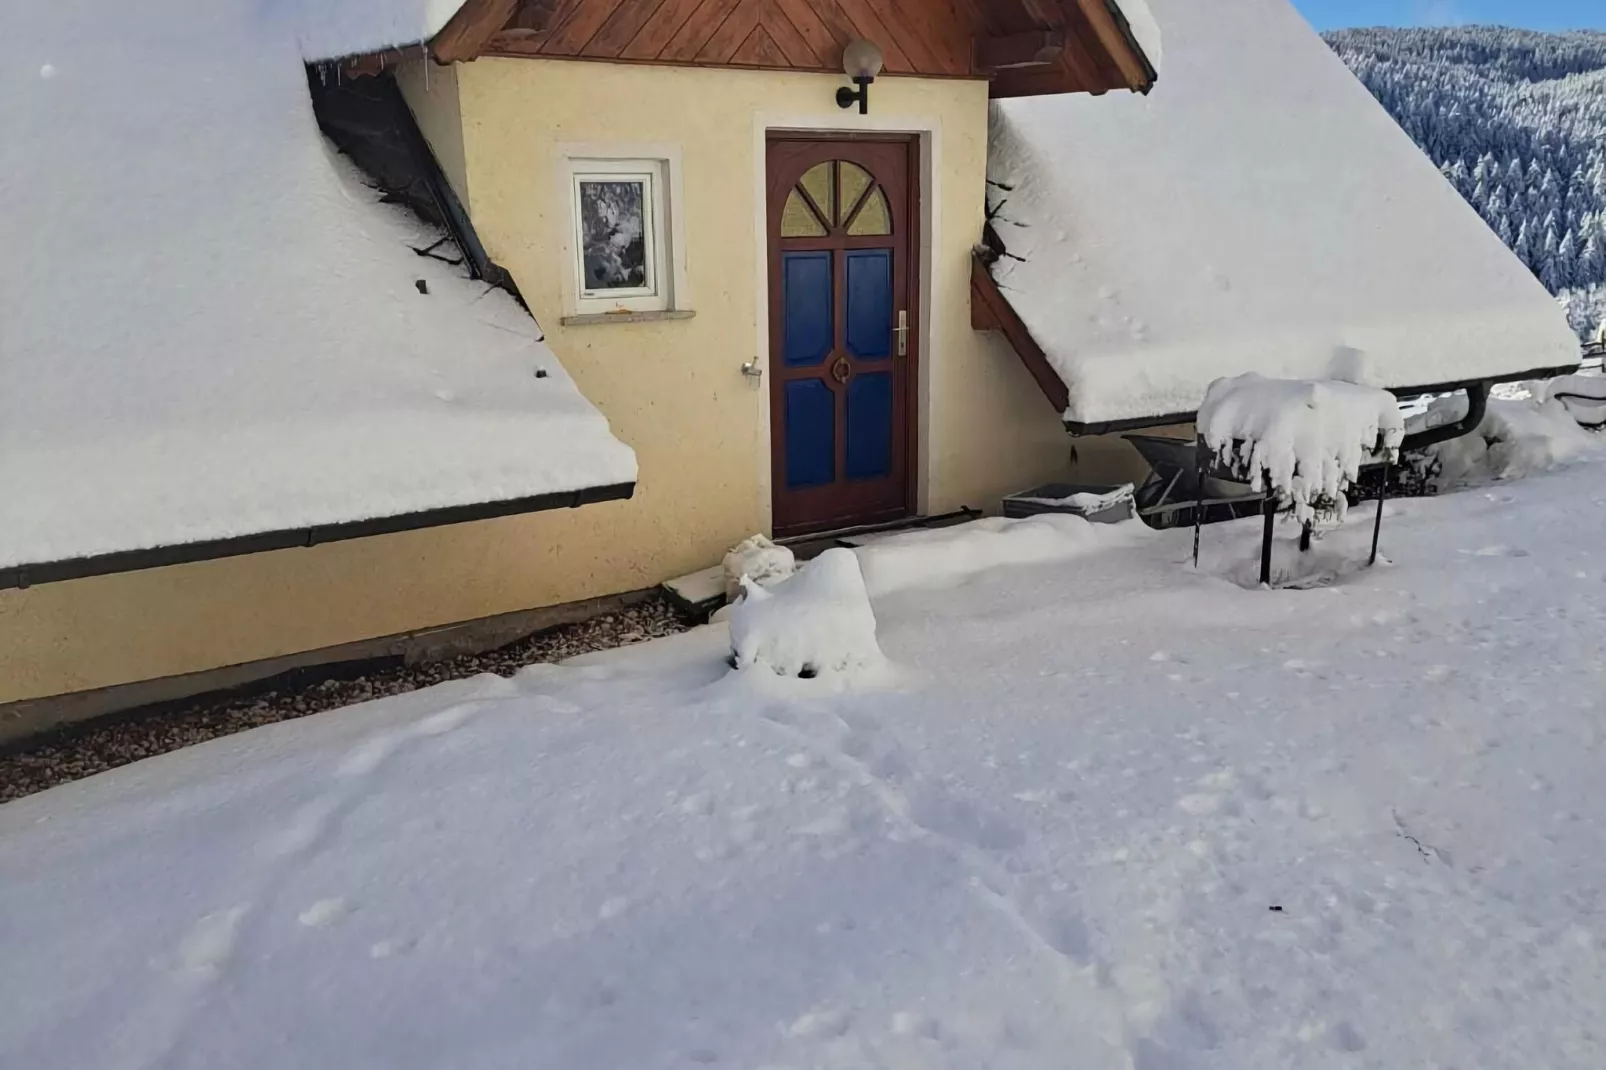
[1193,375,1404,586]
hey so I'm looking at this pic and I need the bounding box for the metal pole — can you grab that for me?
[1369,461,1389,566]
[1192,437,1206,568]
[1260,490,1276,587]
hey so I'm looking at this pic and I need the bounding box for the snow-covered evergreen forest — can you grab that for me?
[1326,27,1606,343]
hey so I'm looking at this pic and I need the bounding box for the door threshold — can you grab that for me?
[777,508,981,557]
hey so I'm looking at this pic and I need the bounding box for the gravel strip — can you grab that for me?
[0,595,689,804]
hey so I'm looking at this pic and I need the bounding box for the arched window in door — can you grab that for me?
[780,161,894,238]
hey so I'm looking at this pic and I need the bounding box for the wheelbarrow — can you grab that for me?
[1123,434,1265,529]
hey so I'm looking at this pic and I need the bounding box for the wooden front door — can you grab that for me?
[767,136,918,537]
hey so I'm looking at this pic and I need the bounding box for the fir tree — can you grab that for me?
[1326,26,1606,339]
[1558,231,1578,289]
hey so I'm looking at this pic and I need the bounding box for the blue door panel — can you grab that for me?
[783,252,833,367]
[844,250,892,359]
[845,371,894,480]
[785,379,836,488]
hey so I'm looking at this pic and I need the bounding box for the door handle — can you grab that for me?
[894,309,909,357]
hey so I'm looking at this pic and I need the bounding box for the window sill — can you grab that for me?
[559,310,696,326]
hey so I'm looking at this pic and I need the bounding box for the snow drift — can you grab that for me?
[0,0,634,571]
[855,514,1142,597]
[1426,395,1599,485]
[987,0,1581,426]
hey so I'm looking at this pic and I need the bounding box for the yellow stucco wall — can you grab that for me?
[454,56,1070,523]
[395,59,470,207]
[0,58,1073,705]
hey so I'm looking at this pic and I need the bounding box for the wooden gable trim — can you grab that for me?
[1073,0,1153,88]
[974,29,1065,72]
[970,252,1069,414]
[433,0,524,63]
[413,0,1155,98]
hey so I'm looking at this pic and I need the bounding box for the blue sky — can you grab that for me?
[1293,0,1602,31]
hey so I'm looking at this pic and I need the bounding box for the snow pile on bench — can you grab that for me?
[1199,374,1403,523]
[728,549,883,679]
[1426,396,1598,485]
[0,0,634,571]
[986,0,1579,426]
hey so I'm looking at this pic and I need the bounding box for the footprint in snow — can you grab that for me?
[338,734,401,777]
[176,905,249,977]
[678,792,715,816]
[369,936,417,959]
[413,703,476,737]
[1039,910,1095,965]
[297,897,348,928]
[259,796,338,858]
[1464,545,1528,558]
[1328,1020,1367,1052]
[787,1006,851,1039]
[890,1012,940,1040]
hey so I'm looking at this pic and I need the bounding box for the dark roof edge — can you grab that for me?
[1062,363,1584,436]
[1104,0,1159,93]
[0,482,636,591]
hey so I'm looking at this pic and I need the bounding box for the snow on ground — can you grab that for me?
[6,457,1606,1068]
[987,0,1580,426]
[0,0,633,570]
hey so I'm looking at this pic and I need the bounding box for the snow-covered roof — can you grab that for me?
[987,0,1582,429]
[273,0,469,61]
[0,0,634,578]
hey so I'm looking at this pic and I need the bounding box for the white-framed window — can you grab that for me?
[567,158,673,315]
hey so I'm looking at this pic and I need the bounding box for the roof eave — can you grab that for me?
[974,253,1582,437]
[0,481,636,591]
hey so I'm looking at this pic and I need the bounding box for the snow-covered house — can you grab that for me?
[0,0,1577,726]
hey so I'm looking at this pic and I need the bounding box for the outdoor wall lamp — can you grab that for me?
[836,39,884,114]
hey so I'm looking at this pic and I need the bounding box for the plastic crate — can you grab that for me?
[1002,483,1136,524]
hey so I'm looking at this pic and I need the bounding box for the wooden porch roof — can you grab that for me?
[422,0,1156,97]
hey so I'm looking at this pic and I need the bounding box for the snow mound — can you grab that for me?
[987,0,1579,426]
[856,514,1141,597]
[1547,374,1606,428]
[1430,397,1599,486]
[1,0,634,571]
[728,549,883,679]
[721,535,797,602]
[1199,374,1403,523]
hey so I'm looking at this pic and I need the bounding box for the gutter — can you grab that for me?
[1062,366,1578,436]
[0,482,635,591]
[1103,0,1159,93]
[373,73,523,300]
